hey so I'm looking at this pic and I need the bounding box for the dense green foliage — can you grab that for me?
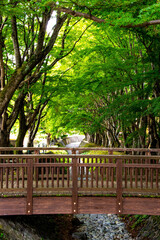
[0,0,160,147]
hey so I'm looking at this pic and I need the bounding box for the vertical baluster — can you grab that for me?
[145,168,148,189]
[62,158,65,187]
[45,158,47,187]
[101,158,104,188]
[34,150,39,189]
[17,158,19,188]
[51,166,54,188]
[22,158,24,188]
[108,150,113,184]
[140,158,143,189]
[81,158,84,188]
[111,164,114,188]
[35,158,38,188]
[135,167,138,188]
[140,167,143,189]
[57,158,60,188]
[96,157,98,188]
[6,162,8,189]
[11,166,14,188]
[130,165,133,189]
[145,152,150,189]
[125,160,127,189]
[67,157,69,188]
[46,165,49,188]
[151,168,153,189]
[91,157,93,188]
[41,167,44,187]
[156,169,158,189]
[53,157,55,187]
[0,158,3,188]
[106,162,109,188]
[50,157,52,180]
[86,157,89,188]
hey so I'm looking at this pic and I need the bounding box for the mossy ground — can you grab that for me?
[0,229,8,240]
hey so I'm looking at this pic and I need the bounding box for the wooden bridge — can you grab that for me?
[0,147,160,216]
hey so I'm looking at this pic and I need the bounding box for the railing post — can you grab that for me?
[26,158,33,215]
[34,149,39,186]
[72,149,78,214]
[116,158,123,214]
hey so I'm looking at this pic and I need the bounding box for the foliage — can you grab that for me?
[131,215,149,229]
[1,0,160,148]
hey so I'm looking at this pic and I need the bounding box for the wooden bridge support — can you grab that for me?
[26,158,33,215]
[116,159,123,214]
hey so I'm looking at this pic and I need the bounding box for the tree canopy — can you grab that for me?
[0,0,160,147]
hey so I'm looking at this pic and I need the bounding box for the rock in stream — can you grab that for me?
[72,214,135,240]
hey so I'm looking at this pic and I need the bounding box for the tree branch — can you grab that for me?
[0,17,8,32]
[55,6,160,28]
[11,16,22,68]
[35,7,53,54]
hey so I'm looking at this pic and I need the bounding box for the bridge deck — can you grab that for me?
[0,147,160,216]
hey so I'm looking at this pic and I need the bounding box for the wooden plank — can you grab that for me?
[124,164,160,168]
[78,197,117,214]
[0,146,160,153]
[0,196,160,216]
[123,188,160,194]
[33,187,72,193]
[33,197,72,214]
[0,198,26,215]
[34,163,72,167]
[1,154,160,161]
[78,187,116,192]
[123,197,160,215]
[0,163,27,167]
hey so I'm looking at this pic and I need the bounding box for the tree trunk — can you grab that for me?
[15,127,27,147]
[0,126,10,147]
[15,99,27,147]
[148,115,160,148]
[0,111,10,147]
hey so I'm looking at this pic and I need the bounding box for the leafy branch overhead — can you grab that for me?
[0,0,160,148]
[53,3,160,28]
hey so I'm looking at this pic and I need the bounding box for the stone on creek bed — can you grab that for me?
[72,214,135,240]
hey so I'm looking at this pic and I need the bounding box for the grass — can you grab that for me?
[0,230,7,240]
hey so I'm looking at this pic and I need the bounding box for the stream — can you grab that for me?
[65,136,135,240]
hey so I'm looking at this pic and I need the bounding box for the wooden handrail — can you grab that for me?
[0,146,160,152]
[0,150,160,215]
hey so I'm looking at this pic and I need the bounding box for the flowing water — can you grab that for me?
[66,135,134,240]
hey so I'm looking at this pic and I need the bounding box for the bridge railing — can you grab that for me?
[0,150,160,196]
[0,147,160,215]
